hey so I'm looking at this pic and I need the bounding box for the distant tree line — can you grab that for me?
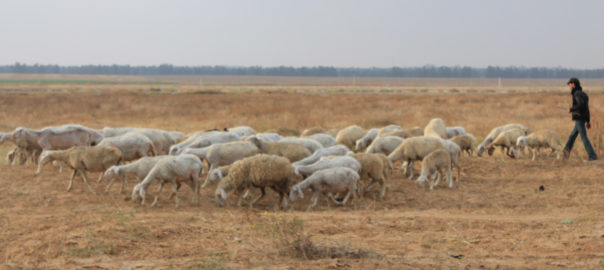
[1,62,603,78]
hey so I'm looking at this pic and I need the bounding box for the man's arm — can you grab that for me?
[570,94,584,112]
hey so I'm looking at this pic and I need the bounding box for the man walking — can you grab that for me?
[563,77,598,161]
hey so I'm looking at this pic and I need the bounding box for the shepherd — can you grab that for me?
[563,77,598,161]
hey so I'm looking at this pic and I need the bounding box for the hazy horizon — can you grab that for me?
[2,0,603,69]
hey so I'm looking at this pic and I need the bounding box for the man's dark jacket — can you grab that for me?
[570,88,590,123]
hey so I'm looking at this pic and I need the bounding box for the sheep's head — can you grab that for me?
[416,176,429,188]
[289,186,304,202]
[209,169,223,183]
[131,184,145,204]
[476,145,486,157]
[355,140,365,152]
[487,146,495,156]
[169,145,180,155]
[215,188,227,207]
[11,127,25,141]
[104,166,118,181]
[516,136,527,150]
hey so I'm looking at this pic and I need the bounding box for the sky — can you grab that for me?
[1,0,603,68]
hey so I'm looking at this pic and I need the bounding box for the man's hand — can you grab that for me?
[568,108,571,113]
[586,122,591,129]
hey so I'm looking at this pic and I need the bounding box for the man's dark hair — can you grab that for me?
[567,77,582,90]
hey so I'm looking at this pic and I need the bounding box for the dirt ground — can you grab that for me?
[0,91,603,269]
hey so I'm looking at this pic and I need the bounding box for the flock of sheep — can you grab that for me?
[0,120,564,210]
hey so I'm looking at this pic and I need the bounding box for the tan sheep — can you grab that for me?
[378,129,412,139]
[36,146,123,194]
[450,134,477,157]
[350,153,390,199]
[215,154,293,209]
[247,136,311,162]
[486,128,526,160]
[416,149,453,190]
[516,130,563,160]
[388,136,445,179]
[406,127,424,137]
[301,127,326,137]
[477,124,528,156]
[424,118,447,139]
[335,125,365,150]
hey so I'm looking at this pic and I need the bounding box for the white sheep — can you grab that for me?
[36,146,123,194]
[168,130,221,155]
[365,136,404,156]
[335,125,366,150]
[102,156,166,193]
[280,137,324,153]
[131,154,203,207]
[294,156,361,177]
[477,124,527,156]
[292,145,351,167]
[446,126,467,138]
[225,126,256,137]
[424,118,447,139]
[100,127,140,138]
[182,141,260,187]
[355,128,379,152]
[243,133,283,142]
[247,136,311,163]
[516,130,563,160]
[486,128,527,160]
[170,131,240,155]
[97,132,157,162]
[387,136,445,179]
[214,154,293,209]
[450,134,477,157]
[289,167,360,210]
[416,149,453,190]
[439,139,462,182]
[208,164,233,183]
[305,133,337,147]
[12,124,104,151]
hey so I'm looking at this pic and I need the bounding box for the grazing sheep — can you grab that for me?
[170,132,240,155]
[350,153,388,199]
[406,127,424,137]
[97,132,157,162]
[208,164,233,183]
[446,126,467,138]
[336,125,366,150]
[377,125,404,137]
[365,136,404,156]
[388,136,445,179]
[247,137,311,162]
[12,125,104,150]
[131,154,203,207]
[301,127,326,137]
[424,118,447,139]
[378,129,412,139]
[516,130,563,160]
[289,167,360,210]
[225,126,256,137]
[102,156,166,193]
[294,156,361,177]
[450,134,476,157]
[292,145,351,166]
[243,133,283,142]
[416,149,453,190]
[486,128,527,160]
[280,137,324,153]
[355,128,379,152]
[182,141,260,187]
[439,139,462,181]
[214,154,293,209]
[477,124,528,156]
[36,146,123,194]
[305,133,337,147]
[168,130,221,155]
[100,127,140,138]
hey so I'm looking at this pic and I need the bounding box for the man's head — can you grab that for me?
[567,77,581,90]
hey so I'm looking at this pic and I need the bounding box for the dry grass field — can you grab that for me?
[1,85,603,269]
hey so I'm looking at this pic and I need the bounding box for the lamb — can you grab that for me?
[182,141,260,187]
[292,145,351,166]
[477,124,528,156]
[225,126,256,137]
[102,156,166,193]
[214,154,293,209]
[305,133,337,147]
[350,153,389,199]
[387,136,445,179]
[130,154,203,207]
[377,125,404,137]
[439,139,462,182]
[516,130,563,160]
[446,126,467,138]
[12,124,104,150]
[36,146,123,194]
[450,134,477,157]
[294,156,361,177]
[355,128,379,152]
[280,137,324,153]
[378,129,412,139]
[170,131,240,155]
[335,125,366,150]
[486,128,527,160]
[289,167,359,210]
[424,118,447,139]
[300,127,326,137]
[97,132,157,162]
[247,136,311,162]
[365,136,404,156]
[416,149,453,190]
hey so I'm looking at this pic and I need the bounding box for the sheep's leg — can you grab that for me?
[105,177,116,192]
[118,176,128,194]
[201,164,215,188]
[306,191,320,211]
[500,146,506,160]
[79,171,97,195]
[152,182,167,207]
[249,187,266,208]
[446,166,453,188]
[172,182,180,208]
[406,160,415,180]
[379,179,387,199]
[531,148,537,161]
[67,170,77,192]
[339,190,352,206]
[238,189,251,206]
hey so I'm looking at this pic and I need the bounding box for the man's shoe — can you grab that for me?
[562,149,571,160]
